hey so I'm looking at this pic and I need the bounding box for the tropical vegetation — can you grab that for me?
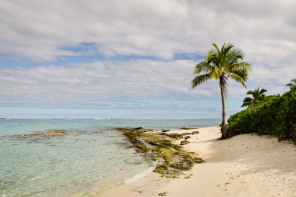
[191,43,252,138]
[241,88,267,107]
[225,86,296,142]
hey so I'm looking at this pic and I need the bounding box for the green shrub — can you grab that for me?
[227,86,296,142]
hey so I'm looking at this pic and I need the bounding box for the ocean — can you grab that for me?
[0,119,220,197]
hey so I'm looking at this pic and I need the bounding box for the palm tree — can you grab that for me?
[241,88,267,107]
[192,43,252,137]
[286,79,296,87]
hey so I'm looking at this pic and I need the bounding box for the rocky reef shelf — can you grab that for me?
[114,127,203,178]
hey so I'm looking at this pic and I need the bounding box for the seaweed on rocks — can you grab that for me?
[114,127,204,178]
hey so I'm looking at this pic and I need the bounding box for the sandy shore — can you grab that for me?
[90,126,296,197]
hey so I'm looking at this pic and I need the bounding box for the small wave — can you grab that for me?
[94,118,111,120]
[124,166,154,183]
[124,161,160,183]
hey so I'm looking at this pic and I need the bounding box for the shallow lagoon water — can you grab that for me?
[0,119,219,196]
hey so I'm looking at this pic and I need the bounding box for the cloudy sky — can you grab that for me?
[0,0,295,119]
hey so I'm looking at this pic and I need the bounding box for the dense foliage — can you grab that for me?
[226,86,296,142]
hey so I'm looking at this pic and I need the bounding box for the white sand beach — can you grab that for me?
[91,126,296,197]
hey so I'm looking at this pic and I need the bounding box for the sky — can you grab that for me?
[0,0,295,119]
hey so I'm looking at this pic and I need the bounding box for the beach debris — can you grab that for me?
[114,127,204,178]
[13,130,68,137]
[159,192,168,196]
[161,129,170,133]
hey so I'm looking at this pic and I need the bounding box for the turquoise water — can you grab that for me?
[0,119,220,196]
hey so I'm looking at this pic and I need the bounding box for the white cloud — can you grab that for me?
[0,0,295,103]
[0,60,207,102]
[0,0,294,62]
[3,58,285,104]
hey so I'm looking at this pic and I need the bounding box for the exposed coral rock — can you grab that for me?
[114,127,204,178]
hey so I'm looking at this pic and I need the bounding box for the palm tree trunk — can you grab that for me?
[220,78,228,126]
[220,78,228,139]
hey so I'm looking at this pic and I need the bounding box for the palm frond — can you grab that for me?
[212,43,221,58]
[210,67,222,80]
[192,73,211,88]
[207,50,219,66]
[227,72,247,88]
[194,61,213,74]
[223,43,234,55]
[241,97,252,107]
[230,62,252,72]
[246,90,253,95]
[287,83,294,87]
[259,88,267,94]
[229,67,249,82]
[229,48,244,60]
[286,78,296,87]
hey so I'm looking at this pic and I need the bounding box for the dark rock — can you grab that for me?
[180,140,190,145]
[185,136,190,140]
[159,192,168,196]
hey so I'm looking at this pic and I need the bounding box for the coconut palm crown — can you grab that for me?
[241,88,267,107]
[192,43,252,130]
[286,79,296,88]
